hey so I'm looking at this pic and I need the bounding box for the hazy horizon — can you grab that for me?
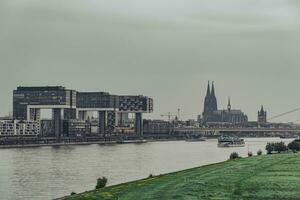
[1,0,300,122]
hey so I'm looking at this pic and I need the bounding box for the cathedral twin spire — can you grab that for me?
[203,81,218,114]
[206,81,211,97]
[202,81,248,124]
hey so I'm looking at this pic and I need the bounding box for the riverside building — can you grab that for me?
[11,86,153,137]
[0,120,40,136]
[202,82,248,126]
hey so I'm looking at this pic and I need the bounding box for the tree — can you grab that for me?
[266,143,274,154]
[148,174,154,178]
[229,152,240,160]
[275,142,287,153]
[266,142,287,154]
[96,177,108,189]
[288,140,300,152]
[257,149,263,156]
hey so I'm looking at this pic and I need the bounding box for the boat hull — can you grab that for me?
[218,143,245,148]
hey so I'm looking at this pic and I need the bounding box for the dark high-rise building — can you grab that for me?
[76,92,118,109]
[12,86,153,137]
[13,86,77,120]
[202,82,248,125]
[13,86,77,138]
[258,106,267,125]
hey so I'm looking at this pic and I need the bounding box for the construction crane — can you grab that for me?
[161,108,190,122]
[160,112,177,122]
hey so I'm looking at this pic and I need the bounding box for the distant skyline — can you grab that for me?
[1,0,300,122]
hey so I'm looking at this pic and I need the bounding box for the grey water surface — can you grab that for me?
[0,137,292,200]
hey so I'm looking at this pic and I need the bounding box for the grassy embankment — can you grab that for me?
[63,153,300,200]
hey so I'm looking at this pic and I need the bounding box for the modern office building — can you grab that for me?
[13,86,76,138]
[143,120,174,135]
[118,95,153,135]
[13,86,77,121]
[63,119,91,137]
[117,112,131,127]
[40,120,54,137]
[202,82,248,125]
[0,120,40,136]
[12,86,153,137]
[76,92,118,110]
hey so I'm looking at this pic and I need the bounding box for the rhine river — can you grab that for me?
[0,137,293,200]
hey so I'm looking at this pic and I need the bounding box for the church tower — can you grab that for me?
[227,97,231,112]
[210,81,218,111]
[203,81,211,114]
[258,106,267,125]
[203,81,218,123]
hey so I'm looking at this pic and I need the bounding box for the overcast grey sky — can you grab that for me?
[1,0,300,122]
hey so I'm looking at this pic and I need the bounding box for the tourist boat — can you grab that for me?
[218,135,245,147]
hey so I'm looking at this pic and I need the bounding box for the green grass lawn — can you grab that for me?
[63,153,300,200]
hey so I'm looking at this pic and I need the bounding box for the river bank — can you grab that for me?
[0,135,277,149]
[0,138,185,149]
[61,152,300,200]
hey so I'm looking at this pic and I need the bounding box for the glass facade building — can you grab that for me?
[11,86,153,137]
[13,86,76,120]
[76,92,118,109]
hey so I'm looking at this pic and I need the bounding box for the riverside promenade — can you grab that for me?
[61,153,300,200]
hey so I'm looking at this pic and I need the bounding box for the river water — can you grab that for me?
[0,137,293,200]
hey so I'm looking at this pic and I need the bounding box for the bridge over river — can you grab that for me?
[175,127,300,133]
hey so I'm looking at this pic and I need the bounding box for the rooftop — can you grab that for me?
[16,86,66,91]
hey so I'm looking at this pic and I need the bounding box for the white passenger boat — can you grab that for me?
[218,135,245,147]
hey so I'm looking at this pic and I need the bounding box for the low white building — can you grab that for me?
[0,120,40,136]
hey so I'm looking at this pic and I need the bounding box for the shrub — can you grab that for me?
[257,149,262,156]
[248,152,253,157]
[229,152,240,160]
[266,142,287,154]
[266,143,273,154]
[148,174,154,178]
[70,192,76,195]
[96,177,108,189]
[275,142,287,153]
[293,149,297,153]
[288,140,300,152]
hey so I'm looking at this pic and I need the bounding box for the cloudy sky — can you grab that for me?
[1,0,300,122]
